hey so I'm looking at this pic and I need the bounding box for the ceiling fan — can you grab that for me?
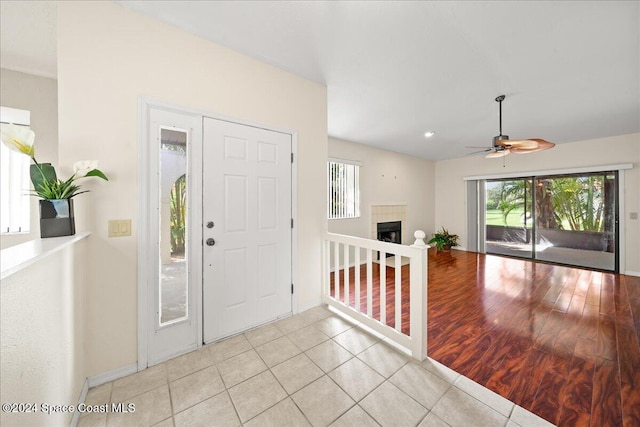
[469,95,555,158]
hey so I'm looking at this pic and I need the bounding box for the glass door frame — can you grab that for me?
[484,171,619,273]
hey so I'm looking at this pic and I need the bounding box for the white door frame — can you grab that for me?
[137,97,298,370]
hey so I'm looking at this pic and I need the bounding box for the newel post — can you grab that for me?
[412,229,428,247]
[409,230,428,361]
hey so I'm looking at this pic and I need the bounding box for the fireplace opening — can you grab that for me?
[377,221,402,259]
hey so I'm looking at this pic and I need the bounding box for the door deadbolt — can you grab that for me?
[206,221,214,229]
[206,238,216,246]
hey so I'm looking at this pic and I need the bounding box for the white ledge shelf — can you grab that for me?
[1,232,90,281]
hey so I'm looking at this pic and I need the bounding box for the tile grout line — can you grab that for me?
[229,314,328,425]
[239,313,379,426]
[247,315,353,425]
[224,389,243,426]
[298,319,417,426]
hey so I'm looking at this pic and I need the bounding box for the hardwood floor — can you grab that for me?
[329,248,640,426]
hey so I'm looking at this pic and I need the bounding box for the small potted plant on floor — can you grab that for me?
[428,227,459,252]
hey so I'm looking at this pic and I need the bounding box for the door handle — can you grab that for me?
[206,238,216,246]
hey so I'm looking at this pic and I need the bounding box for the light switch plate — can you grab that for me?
[631,212,638,220]
[109,219,132,237]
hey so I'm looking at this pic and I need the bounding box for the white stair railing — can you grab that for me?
[322,231,428,360]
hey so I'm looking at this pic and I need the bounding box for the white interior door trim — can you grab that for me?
[137,100,203,369]
[137,99,150,371]
[137,97,298,370]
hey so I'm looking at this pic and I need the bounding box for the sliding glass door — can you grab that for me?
[485,179,533,259]
[484,171,618,272]
[533,172,617,271]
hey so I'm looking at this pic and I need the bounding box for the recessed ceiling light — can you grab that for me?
[424,131,435,138]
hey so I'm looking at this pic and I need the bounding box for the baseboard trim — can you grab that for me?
[69,379,89,427]
[87,363,138,388]
[625,270,640,277]
[148,344,198,368]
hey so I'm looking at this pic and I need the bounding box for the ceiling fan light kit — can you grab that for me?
[486,149,510,158]
[481,94,555,159]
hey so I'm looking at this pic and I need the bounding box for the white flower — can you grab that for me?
[0,123,35,157]
[73,160,99,178]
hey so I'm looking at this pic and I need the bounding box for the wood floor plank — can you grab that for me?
[484,334,532,397]
[507,348,552,407]
[616,325,640,427]
[591,357,623,427]
[530,369,566,424]
[597,314,618,361]
[557,356,594,427]
[622,275,640,345]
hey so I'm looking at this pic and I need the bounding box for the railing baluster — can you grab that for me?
[395,255,402,332]
[355,247,361,312]
[380,251,386,324]
[323,240,328,298]
[334,240,340,300]
[344,244,350,306]
[366,249,373,317]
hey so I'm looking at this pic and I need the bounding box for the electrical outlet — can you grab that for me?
[631,212,638,220]
[108,219,132,237]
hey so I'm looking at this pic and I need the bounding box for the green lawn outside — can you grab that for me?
[486,208,527,227]
[486,208,574,229]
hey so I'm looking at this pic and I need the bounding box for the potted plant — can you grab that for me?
[1,123,108,238]
[428,227,459,251]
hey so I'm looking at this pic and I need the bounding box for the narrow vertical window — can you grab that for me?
[0,107,31,234]
[328,158,361,219]
[159,128,188,325]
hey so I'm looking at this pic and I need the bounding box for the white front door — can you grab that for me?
[202,117,292,343]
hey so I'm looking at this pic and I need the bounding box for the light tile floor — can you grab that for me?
[78,306,555,427]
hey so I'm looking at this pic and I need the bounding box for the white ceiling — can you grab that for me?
[2,1,638,160]
[0,1,57,79]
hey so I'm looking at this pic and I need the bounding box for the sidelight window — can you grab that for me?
[159,128,189,325]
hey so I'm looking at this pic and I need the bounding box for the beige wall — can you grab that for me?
[434,133,640,274]
[328,137,435,242]
[57,2,327,376]
[0,68,58,249]
[1,239,87,427]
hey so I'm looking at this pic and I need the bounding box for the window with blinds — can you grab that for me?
[1,107,31,234]
[328,158,361,219]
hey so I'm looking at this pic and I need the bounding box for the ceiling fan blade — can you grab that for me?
[467,149,492,156]
[506,139,539,149]
[510,139,555,154]
[486,148,510,158]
